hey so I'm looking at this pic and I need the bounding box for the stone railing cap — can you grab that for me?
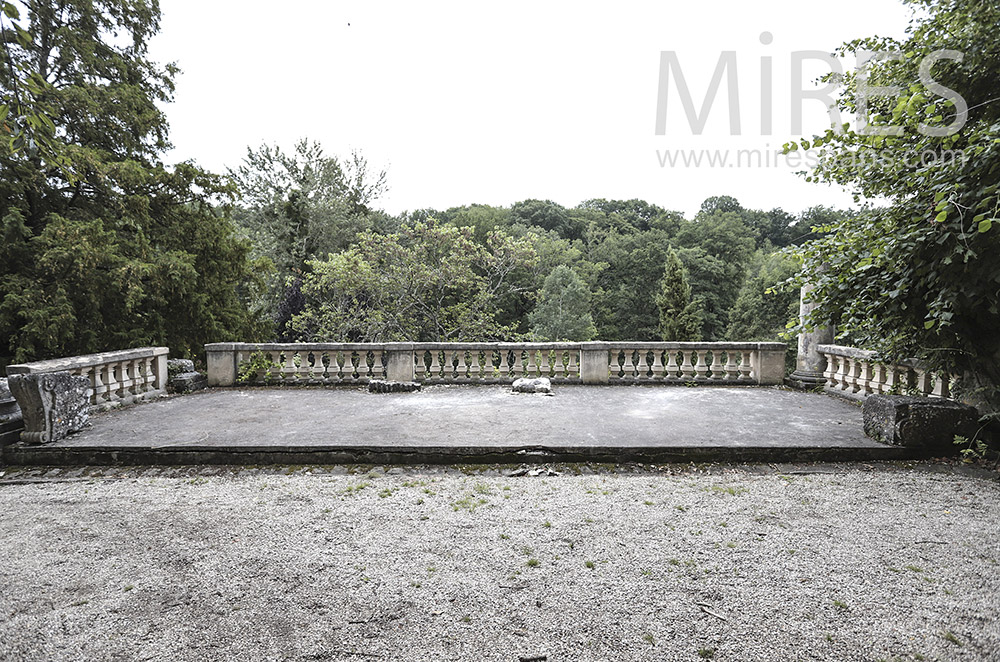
[6,347,168,376]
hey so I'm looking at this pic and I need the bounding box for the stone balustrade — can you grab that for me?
[817,344,951,401]
[206,342,787,387]
[6,347,170,407]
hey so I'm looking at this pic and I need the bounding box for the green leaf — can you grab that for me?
[979,219,994,233]
[924,320,936,329]
[935,200,948,211]
[935,210,948,222]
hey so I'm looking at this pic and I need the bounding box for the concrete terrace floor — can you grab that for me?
[4,385,911,465]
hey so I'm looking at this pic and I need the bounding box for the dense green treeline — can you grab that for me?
[228,139,841,347]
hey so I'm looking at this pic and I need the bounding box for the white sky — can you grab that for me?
[150,0,913,218]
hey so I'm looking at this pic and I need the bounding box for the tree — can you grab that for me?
[292,220,538,342]
[788,0,1000,409]
[529,266,597,341]
[229,139,387,274]
[511,199,584,241]
[228,139,388,337]
[726,251,799,341]
[589,228,675,340]
[0,1,71,174]
[656,249,702,341]
[0,0,264,365]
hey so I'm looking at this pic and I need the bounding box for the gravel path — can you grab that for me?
[0,463,997,662]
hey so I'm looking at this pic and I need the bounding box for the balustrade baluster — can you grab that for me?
[607,349,620,381]
[104,363,119,403]
[525,349,538,378]
[552,350,567,380]
[649,350,664,380]
[428,351,441,381]
[679,351,696,380]
[724,351,739,381]
[498,350,510,380]
[691,350,708,382]
[931,373,950,398]
[739,351,753,381]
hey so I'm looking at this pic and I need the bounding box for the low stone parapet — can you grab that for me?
[817,345,951,402]
[206,342,787,387]
[6,347,169,408]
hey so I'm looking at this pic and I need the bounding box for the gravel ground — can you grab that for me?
[0,462,997,662]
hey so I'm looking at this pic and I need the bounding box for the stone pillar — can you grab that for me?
[788,282,834,389]
[752,344,788,385]
[579,342,610,384]
[153,349,169,392]
[384,343,416,382]
[206,343,238,386]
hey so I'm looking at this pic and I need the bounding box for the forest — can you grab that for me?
[1,0,998,410]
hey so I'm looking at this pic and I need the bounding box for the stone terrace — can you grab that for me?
[4,384,907,466]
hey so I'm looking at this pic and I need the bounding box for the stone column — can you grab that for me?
[788,282,834,389]
[384,343,416,382]
[579,342,610,384]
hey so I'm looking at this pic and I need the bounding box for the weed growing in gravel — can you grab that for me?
[940,631,963,646]
[341,482,371,495]
[643,500,654,506]
[378,488,395,498]
[542,520,552,528]
[452,496,488,512]
[904,565,924,573]
[675,504,688,511]
[499,533,510,540]
[474,483,492,495]
[585,560,595,569]
[643,633,655,644]
[707,485,748,496]
[520,546,534,556]
[833,599,849,611]
[824,633,833,642]
[526,558,540,567]
[697,648,716,659]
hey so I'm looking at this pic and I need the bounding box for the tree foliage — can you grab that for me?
[0,0,264,365]
[291,220,538,342]
[529,266,597,341]
[656,248,702,341]
[726,251,800,341]
[787,0,1000,405]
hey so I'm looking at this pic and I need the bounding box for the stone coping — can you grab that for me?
[207,341,786,352]
[6,347,169,375]
[817,344,919,367]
